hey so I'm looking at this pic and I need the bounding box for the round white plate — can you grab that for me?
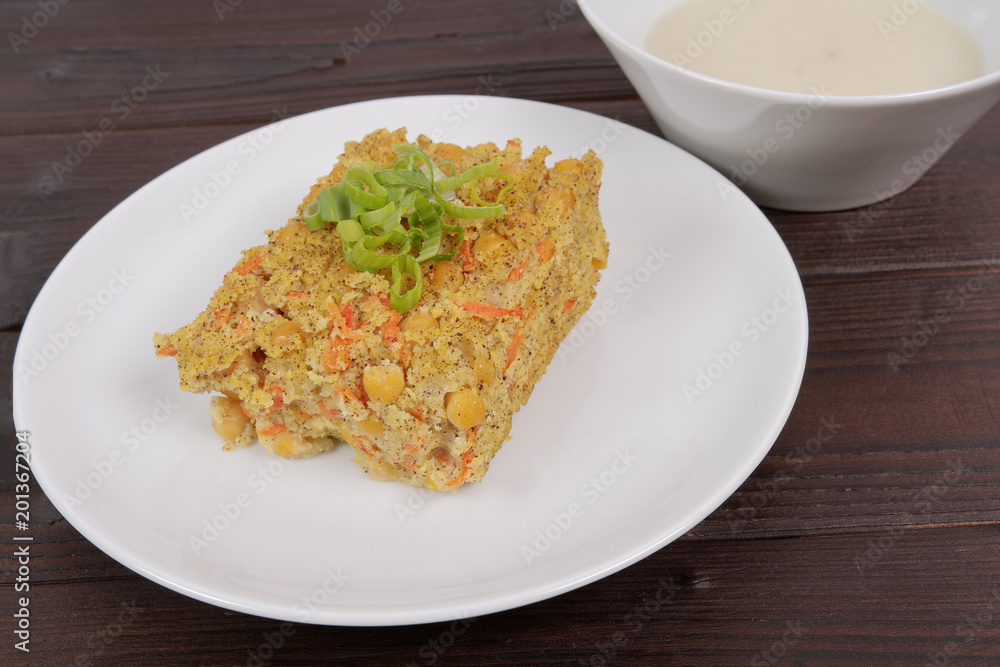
[13,96,807,626]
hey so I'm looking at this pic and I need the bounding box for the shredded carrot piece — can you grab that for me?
[397,458,419,472]
[332,384,364,405]
[406,406,426,423]
[459,237,476,273]
[258,423,287,436]
[371,297,410,364]
[504,326,526,372]
[508,258,529,282]
[459,300,523,320]
[209,304,232,331]
[292,405,313,421]
[322,301,363,372]
[268,384,284,412]
[534,237,555,263]
[327,300,343,323]
[341,302,357,330]
[156,344,178,358]
[323,338,349,371]
[402,440,420,455]
[287,291,310,298]
[234,315,251,339]
[316,399,343,421]
[322,336,352,372]
[351,436,376,459]
[381,313,403,355]
[445,447,475,488]
[234,253,265,276]
[328,301,364,340]
[562,298,576,314]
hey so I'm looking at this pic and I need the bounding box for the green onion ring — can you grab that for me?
[435,161,499,193]
[336,218,365,245]
[317,183,363,223]
[345,234,410,272]
[302,200,325,230]
[435,195,505,220]
[389,254,422,314]
[471,172,513,207]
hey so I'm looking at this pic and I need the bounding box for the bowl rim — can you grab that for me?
[578,0,1000,108]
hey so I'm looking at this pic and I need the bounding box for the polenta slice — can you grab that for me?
[154,128,607,491]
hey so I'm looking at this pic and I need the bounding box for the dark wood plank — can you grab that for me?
[0,124,255,327]
[1,332,15,447]
[708,362,1000,538]
[3,523,999,665]
[0,0,619,135]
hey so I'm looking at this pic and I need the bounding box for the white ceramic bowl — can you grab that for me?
[579,0,1000,211]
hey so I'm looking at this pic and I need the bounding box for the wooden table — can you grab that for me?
[3,1,999,664]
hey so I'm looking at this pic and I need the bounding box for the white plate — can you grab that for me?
[13,96,807,626]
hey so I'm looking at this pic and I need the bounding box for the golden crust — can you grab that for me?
[155,129,607,491]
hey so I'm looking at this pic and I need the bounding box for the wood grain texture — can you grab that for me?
[3,0,1000,664]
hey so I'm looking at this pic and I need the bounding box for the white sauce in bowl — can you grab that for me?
[644,0,985,95]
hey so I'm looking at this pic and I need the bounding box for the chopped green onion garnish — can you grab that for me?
[343,167,388,197]
[436,195,505,220]
[389,255,422,314]
[359,202,401,234]
[435,161,498,193]
[316,183,363,226]
[375,168,433,191]
[471,172,513,207]
[302,143,509,313]
[342,166,389,210]
[302,200,324,230]
[336,218,364,245]
[346,232,410,272]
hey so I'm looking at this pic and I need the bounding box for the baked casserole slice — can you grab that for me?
[154,128,607,491]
